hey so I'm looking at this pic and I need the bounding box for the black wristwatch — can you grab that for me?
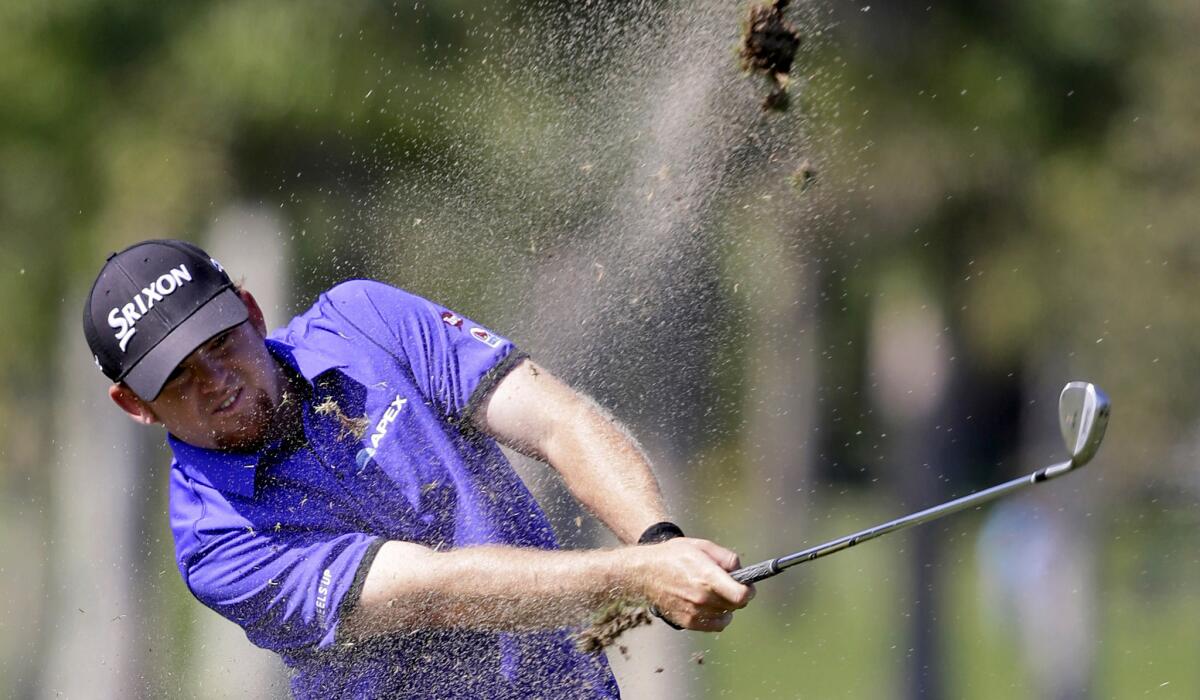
[637,521,685,545]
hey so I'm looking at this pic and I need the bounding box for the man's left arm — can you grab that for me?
[471,358,671,544]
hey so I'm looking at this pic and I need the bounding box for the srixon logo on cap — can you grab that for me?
[108,264,193,352]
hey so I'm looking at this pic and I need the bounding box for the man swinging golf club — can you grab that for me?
[84,239,753,699]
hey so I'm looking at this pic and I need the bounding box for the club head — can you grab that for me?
[1059,381,1110,467]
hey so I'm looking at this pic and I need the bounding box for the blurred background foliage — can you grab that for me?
[2,0,1198,697]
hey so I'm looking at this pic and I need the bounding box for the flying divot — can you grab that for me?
[740,0,802,111]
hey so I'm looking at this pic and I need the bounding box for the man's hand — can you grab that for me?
[626,538,755,632]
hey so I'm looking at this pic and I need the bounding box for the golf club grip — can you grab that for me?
[731,559,779,584]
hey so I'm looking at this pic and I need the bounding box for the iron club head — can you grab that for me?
[1059,381,1110,467]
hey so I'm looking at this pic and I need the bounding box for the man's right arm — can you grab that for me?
[338,537,753,640]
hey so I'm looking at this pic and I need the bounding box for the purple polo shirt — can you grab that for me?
[167,280,619,699]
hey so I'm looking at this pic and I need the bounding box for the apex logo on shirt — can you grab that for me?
[470,327,503,348]
[355,394,407,471]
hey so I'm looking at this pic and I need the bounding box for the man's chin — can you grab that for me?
[211,395,280,451]
[212,424,271,452]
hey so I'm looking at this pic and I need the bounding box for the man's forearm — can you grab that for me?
[340,541,633,639]
[476,359,671,543]
[339,537,752,642]
[539,392,671,543]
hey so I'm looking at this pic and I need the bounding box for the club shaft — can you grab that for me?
[731,460,1074,584]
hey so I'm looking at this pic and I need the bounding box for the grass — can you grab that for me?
[696,494,905,699]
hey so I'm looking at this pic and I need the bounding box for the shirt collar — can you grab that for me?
[168,434,266,499]
[265,336,347,384]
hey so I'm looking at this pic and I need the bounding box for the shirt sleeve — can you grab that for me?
[325,280,526,420]
[182,527,383,655]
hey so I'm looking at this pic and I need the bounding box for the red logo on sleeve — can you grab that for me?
[470,327,503,348]
[440,310,464,329]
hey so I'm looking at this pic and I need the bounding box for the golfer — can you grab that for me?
[83,239,752,698]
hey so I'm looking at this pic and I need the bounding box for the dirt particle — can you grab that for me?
[655,667,664,674]
[314,397,369,440]
[740,0,802,111]
[574,603,653,654]
[788,159,818,192]
[691,651,705,665]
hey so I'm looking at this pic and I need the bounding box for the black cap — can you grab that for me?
[83,239,249,400]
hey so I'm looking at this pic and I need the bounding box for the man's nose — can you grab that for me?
[193,355,232,391]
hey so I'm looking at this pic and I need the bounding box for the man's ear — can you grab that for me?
[237,288,269,336]
[109,383,161,425]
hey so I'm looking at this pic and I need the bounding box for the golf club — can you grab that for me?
[730,381,1110,585]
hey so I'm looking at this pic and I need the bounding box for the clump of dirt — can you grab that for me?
[740,0,802,111]
[788,158,818,192]
[314,398,369,440]
[574,602,653,654]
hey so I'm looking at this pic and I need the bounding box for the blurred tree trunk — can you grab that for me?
[40,290,148,697]
[2,391,50,698]
[742,243,818,571]
[868,279,950,700]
